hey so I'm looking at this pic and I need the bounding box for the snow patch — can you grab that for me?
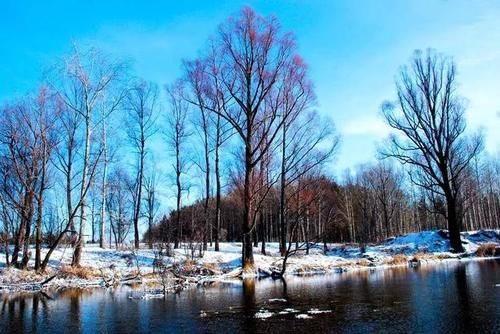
[255,309,274,319]
[307,308,332,314]
[268,298,287,303]
[284,308,299,313]
[296,313,313,319]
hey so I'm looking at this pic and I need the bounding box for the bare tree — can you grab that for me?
[125,80,159,249]
[0,99,38,268]
[363,162,404,240]
[183,54,234,252]
[278,109,338,255]
[48,46,127,266]
[165,83,191,249]
[185,7,313,272]
[144,167,160,248]
[381,49,483,252]
[99,105,109,249]
[184,62,210,251]
[0,188,11,267]
[107,167,133,248]
[33,88,60,271]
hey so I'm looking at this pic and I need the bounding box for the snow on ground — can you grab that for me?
[0,229,498,292]
[328,230,500,260]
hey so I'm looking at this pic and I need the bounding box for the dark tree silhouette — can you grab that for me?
[381,49,483,252]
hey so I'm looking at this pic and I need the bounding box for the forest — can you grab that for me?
[1,7,499,275]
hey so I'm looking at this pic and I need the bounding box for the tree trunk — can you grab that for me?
[100,118,108,249]
[279,124,287,256]
[66,139,76,246]
[260,210,266,255]
[447,196,464,253]
[11,193,29,266]
[73,114,91,267]
[174,170,181,249]
[148,214,154,249]
[21,194,34,269]
[242,141,255,272]
[214,118,221,251]
[34,189,45,271]
[203,114,210,252]
[133,147,144,249]
[1,205,10,267]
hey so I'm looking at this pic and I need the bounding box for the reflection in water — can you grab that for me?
[242,278,256,333]
[1,259,499,333]
[455,265,471,332]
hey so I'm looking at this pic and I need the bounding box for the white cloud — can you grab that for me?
[341,116,390,138]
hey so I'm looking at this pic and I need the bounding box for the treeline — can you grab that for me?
[0,7,499,273]
[146,157,500,250]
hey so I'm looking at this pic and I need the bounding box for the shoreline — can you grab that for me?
[1,246,499,294]
[1,229,499,294]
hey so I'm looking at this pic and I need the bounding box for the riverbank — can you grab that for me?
[0,229,499,293]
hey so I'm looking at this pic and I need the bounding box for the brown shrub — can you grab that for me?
[356,259,370,267]
[413,252,429,261]
[59,265,99,279]
[384,254,408,266]
[175,259,198,276]
[476,243,499,257]
[413,252,451,262]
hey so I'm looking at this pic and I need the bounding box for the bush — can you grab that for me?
[384,254,408,266]
[476,243,499,257]
[59,265,99,279]
[356,259,370,267]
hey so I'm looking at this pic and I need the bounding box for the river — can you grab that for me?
[1,259,499,333]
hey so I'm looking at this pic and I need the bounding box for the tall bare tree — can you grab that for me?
[185,7,315,272]
[165,83,191,249]
[125,80,159,249]
[381,49,483,252]
[144,167,160,248]
[50,46,126,266]
[184,52,234,252]
[279,110,338,255]
[182,61,212,251]
[0,92,53,269]
[32,87,60,271]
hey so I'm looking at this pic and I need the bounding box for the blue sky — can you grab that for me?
[1,0,499,176]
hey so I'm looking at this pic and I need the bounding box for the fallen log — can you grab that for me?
[222,267,242,278]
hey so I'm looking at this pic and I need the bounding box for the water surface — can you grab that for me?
[1,259,499,333]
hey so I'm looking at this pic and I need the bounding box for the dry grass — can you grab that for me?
[476,243,499,257]
[58,265,100,279]
[0,268,47,283]
[384,254,409,266]
[183,259,197,266]
[202,263,222,275]
[127,269,141,278]
[355,259,371,267]
[413,252,451,262]
[297,264,325,273]
[413,252,430,261]
[175,259,202,276]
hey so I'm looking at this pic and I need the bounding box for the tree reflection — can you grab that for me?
[242,278,256,333]
[454,265,471,332]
